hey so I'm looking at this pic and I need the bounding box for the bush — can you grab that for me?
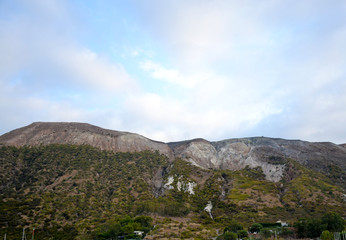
[294,218,325,238]
[321,230,334,240]
[223,232,238,240]
[260,229,272,238]
[294,212,345,239]
[237,229,248,238]
[224,222,243,233]
[322,212,345,232]
[279,227,294,238]
[249,223,263,233]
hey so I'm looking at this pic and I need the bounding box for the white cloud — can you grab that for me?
[121,76,282,142]
[133,1,280,70]
[52,46,137,92]
[129,0,346,143]
[140,59,208,88]
[0,0,137,95]
[0,0,138,134]
[1,0,346,144]
[0,86,88,132]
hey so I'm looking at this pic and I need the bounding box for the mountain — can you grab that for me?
[169,137,346,186]
[0,122,345,239]
[0,122,173,158]
[1,122,345,185]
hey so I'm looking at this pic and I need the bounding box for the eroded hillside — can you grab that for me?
[1,122,345,189]
[0,144,345,239]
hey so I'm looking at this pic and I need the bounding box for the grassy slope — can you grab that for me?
[0,145,344,239]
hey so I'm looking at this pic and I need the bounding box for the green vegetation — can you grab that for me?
[322,212,345,232]
[321,230,334,240]
[228,189,250,201]
[0,145,345,239]
[91,215,153,239]
[224,222,243,233]
[217,231,237,240]
[325,164,346,187]
[218,222,248,240]
[249,223,263,233]
[294,212,345,238]
[0,145,166,238]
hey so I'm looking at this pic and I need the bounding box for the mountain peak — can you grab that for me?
[0,122,173,157]
[0,122,345,185]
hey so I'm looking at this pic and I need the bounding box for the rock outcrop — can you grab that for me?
[169,137,346,182]
[1,122,345,183]
[0,122,173,158]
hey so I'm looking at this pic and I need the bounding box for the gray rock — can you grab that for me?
[1,122,345,184]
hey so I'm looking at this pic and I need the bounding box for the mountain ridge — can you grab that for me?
[0,122,173,158]
[0,122,345,239]
[1,122,345,185]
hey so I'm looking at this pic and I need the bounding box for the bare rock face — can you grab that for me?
[169,138,285,182]
[0,122,173,158]
[1,122,345,183]
[168,139,219,169]
[169,137,346,182]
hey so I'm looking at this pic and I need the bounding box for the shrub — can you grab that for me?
[224,222,243,233]
[260,229,272,238]
[322,212,345,232]
[279,227,294,238]
[237,229,248,238]
[320,230,333,240]
[249,223,263,233]
[224,232,238,240]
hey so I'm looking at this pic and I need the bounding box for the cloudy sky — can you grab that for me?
[1,0,346,143]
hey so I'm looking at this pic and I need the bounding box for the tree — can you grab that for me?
[249,223,263,233]
[121,224,134,235]
[223,232,238,240]
[224,222,243,233]
[94,222,121,240]
[307,219,325,238]
[294,218,325,238]
[237,229,248,238]
[134,216,152,229]
[322,212,345,232]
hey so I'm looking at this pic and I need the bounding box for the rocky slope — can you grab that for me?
[1,122,345,184]
[1,123,346,239]
[0,122,173,158]
[169,137,346,184]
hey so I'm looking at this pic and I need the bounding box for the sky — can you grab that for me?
[1,0,346,144]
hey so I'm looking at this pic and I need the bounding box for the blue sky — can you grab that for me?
[1,0,346,143]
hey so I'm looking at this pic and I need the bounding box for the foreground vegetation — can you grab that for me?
[216,212,345,240]
[0,145,345,239]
